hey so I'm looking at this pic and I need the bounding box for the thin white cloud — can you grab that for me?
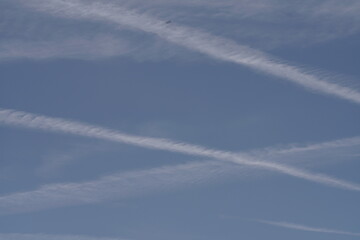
[0,161,237,214]
[250,136,360,170]
[3,0,359,63]
[1,108,360,192]
[102,0,360,45]
[19,0,360,104]
[250,136,360,156]
[0,1,193,62]
[0,37,132,61]
[0,35,191,62]
[36,143,109,177]
[256,219,360,237]
[0,233,126,240]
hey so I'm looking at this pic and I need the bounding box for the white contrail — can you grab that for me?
[1,134,359,214]
[0,161,239,214]
[248,136,360,169]
[250,136,360,156]
[0,233,126,240]
[1,108,360,191]
[256,220,360,237]
[21,0,360,104]
[1,131,359,214]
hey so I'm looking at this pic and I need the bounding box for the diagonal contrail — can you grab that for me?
[21,0,360,104]
[256,219,360,237]
[1,107,360,191]
[0,127,359,214]
[249,136,360,157]
[0,161,237,214]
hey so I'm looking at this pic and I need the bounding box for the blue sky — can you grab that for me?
[1,0,360,239]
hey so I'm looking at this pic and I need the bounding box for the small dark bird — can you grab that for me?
[165,20,172,24]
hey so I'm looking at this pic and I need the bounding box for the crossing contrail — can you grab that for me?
[1,108,360,191]
[21,0,360,104]
[0,122,358,214]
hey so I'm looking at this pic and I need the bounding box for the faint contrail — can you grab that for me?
[0,161,239,214]
[1,107,360,191]
[249,136,360,156]
[22,0,360,104]
[256,219,360,237]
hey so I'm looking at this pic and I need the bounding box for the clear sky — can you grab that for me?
[1,0,360,239]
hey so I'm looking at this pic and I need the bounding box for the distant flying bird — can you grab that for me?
[165,20,172,24]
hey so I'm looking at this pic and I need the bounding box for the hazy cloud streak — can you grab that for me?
[0,37,133,61]
[250,136,360,156]
[256,219,360,237]
[21,0,360,104]
[0,161,238,214]
[1,108,360,192]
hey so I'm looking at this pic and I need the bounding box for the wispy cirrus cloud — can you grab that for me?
[15,0,360,104]
[249,136,360,167]
[3,0,360,61]
[255,219,360,237]
[250,141,360,173]
[0,0,192,62]
[256,136,360,156]
[100,0,360,47]
[0,37,132,61]
[1,108,360,192]
[6,0,360,51]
